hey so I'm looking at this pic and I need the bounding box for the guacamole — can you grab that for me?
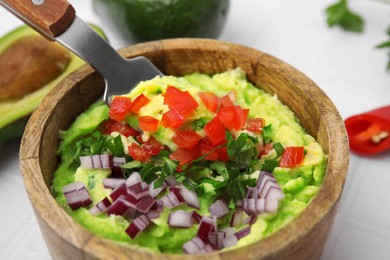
[52,69,327,254]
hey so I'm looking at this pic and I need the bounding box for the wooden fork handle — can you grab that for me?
[1,0,75,39]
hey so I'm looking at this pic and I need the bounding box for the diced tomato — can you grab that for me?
[130,94,150,113]
[138,116,159,132]
[109,96,132,122]
[200,138,219,161]
[200,137,229,162]
[169,146,201,167]
[217,105,248,131]
[217,146,230,162]
[198,92,219,113]
[172,129,202,149]
[259,142,274,157]
[128,143,149,161]
[204,117,226,145]
[246,118,265,133]
[164,86,199,117]
[160,109,185,129]
[220,90,237,108]
[279,146,305,167]
[142,136,165,155]
[102,119,140,137]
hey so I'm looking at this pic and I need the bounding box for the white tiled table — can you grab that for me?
[1,0,390,259]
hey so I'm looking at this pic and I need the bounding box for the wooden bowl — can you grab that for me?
[20,38,349,260]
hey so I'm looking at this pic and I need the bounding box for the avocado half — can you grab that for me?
[0,25,106,144]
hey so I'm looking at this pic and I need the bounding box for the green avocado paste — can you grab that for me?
[52,69,327,254]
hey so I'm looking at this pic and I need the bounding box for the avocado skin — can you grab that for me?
[93,0,230,43]
[0,25,106,144]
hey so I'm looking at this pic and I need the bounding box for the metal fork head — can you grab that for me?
[103,56,163,104]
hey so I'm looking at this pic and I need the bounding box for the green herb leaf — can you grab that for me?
[262,124,273,143]
[325,0,364,33]
[105,135,125,157]
[209,161,229,180]
[261,159,279,172]
[273,142,284,157]
[162,157,178,176]
[139,164,161,184]
[121,160,143,169]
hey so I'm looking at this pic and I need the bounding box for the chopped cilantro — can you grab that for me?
[262,124,273,143]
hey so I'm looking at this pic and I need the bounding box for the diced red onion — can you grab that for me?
[79,156,93,169]
[103,178,126,190]
[149,200,164,213]
[209,199,229,218]
[220,227,235,237]
[236,226,251,239]
[149,180,167,198]
[62,182,92,210]
[259,180,279,198]
[125,172,142,186]
[89,197,112,216]
[264,199,279,214]
[136,195,156,213]
[161,195,174,208]
[111,157,126,178]
[127,182,149,200]
[80,154,113,169]
[264,186,285,201]
[183,238,203,254]
[204,243,215,253]
[230,208,244,227]
[62,181,85,194]
[179,184,200,209]
[165,175,179,186]
[125,214,151,239]
[168,210,193,228]
[109,183,127,201]
[197,217,217,240]
[123,207,138,219]
[147,211,160,219]
[191,211,203,224]
[247,187,259,199]
[222,234,238,248]
[106,195,133,216]
[163,190,185,208]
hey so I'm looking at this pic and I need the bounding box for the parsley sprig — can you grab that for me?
[325,0,364,33]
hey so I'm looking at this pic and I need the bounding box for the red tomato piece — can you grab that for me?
[198,92,219,113]
[102,119,140,137]
[160,109,185,129]
[279,146,305,167]
[204,117,226,145]
[138,116,159,132]
[109,96,132,122]
[200,137,229,162]
[172,129,202,149]
[142,136,165,156]
[169,147,201,167]
[220,90,237,108]
[200,138,219,161]
[246,118,265,133]
[130,94,150,113]
[217,146,230,162]
[128,143,149,161]
[218,105,248,131]
[164,86,199,117]
[259,142,274,157]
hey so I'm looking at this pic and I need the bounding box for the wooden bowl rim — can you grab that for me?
[19,38,349,259]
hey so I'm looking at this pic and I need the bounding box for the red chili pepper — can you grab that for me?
[344,105,390,155]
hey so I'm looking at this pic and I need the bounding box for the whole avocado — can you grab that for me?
[93,0,230,43]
